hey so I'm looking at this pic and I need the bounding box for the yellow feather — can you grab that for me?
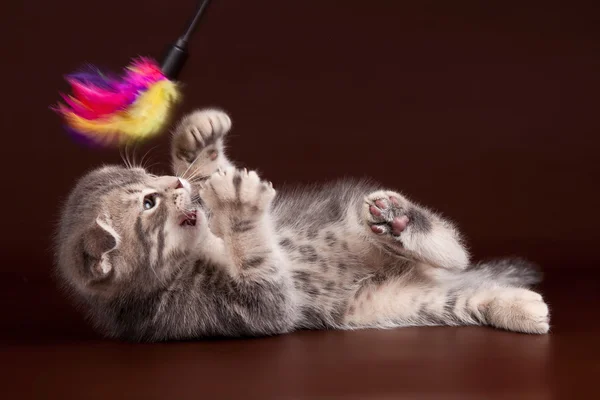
[63,80,181,146]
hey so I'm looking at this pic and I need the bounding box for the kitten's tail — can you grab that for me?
[465,257,543,288]
[437,257,543,289]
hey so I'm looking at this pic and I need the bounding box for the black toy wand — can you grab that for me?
[55,0,214,146]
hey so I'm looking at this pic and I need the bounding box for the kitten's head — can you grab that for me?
[55,166,204,299]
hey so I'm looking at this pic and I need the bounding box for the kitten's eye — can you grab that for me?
[143,194,157,210]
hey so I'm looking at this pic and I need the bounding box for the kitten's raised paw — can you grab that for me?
[364,191,411,238]
[172,109,232,165]
[486,288,550,334]
[199,167,275,213]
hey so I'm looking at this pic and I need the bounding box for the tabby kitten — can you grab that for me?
[54,109,550,341]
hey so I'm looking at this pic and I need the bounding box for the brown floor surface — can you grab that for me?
[1,268,598,399]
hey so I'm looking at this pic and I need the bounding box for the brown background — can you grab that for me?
[2,2,599,302]
[6,0,599,278]
[3,1,600,397]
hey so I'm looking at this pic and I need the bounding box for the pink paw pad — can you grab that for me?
[369,205,382,217]
[391,216,409,235]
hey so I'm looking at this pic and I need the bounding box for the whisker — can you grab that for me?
[131,143,140,169]
[141,162,160,173]
[130,145,137,169]
[124,143,134,169]
[119,145,127,169]
[119,149,126,168]
[178,153,204,181]
[185,168,212,182]
[123,143,129,168]
[178,159,193,180]
[140,145,160,171]
[188,174,211,183]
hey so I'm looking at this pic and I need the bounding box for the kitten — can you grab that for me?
[54,109,550,341]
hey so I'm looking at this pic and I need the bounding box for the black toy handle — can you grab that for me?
[161,0,213,80]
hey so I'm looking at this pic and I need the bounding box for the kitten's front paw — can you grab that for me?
[486,288,550,334]
[171,109,232,169]
[364,190,412,238]
[199,167,275,214]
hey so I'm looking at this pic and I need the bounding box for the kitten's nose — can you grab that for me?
[174,179,184,189]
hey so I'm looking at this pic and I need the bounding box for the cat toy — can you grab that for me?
[54,0,212,147]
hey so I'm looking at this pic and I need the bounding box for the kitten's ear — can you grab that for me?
[81,217,119,279]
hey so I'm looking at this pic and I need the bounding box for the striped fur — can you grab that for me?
[54,109,550,341]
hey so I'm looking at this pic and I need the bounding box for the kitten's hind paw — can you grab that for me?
[364,191,411,238]
[364,190,469,270]
[485,288,550,334]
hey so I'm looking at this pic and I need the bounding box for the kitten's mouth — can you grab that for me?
[179,210,198,227]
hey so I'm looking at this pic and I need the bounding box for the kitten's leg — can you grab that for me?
[363,190,469,270]
[197,167,283,281]
[171,109,234,183]
[190,167,298,336]
[344,273,550,334]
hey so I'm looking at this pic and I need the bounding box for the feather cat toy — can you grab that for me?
[54,0,212,147]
